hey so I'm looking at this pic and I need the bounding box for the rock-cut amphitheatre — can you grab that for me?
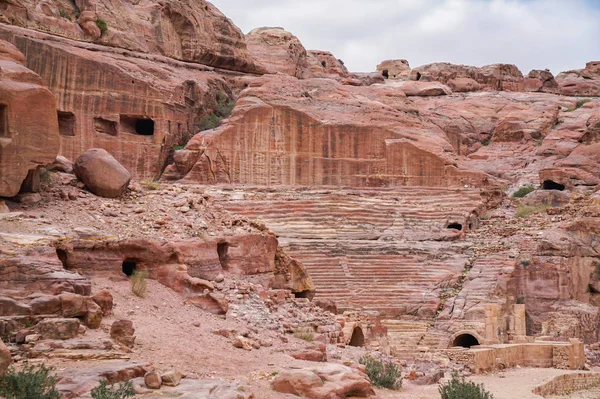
[0,1,600,398]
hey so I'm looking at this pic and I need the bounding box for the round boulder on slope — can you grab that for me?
[74,148,131,198]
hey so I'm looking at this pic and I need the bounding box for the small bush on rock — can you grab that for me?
[516,204,548,218]
[359,355,402,390]
[131,270,148,298]
[293,326,314,342]
[0,362,60,399]
[91,380,135,399]
[512,186,535,198]
[439,373,493,399]
[96,18,108,33]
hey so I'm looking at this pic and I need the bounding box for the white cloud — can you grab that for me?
[212,0,600,74]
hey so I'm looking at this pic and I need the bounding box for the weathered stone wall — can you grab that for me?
[533,373,600,398]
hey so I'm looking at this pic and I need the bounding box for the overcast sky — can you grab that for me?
[211,0,600,75]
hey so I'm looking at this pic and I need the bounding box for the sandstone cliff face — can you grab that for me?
[0,24,240,180]
[0,38,59,197]
[165,74,490,188]
[556,61,600,97]
[0,0,264,73]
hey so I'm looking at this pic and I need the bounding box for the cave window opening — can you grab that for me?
[294,290,311,299]
[56,249,69,269]
[120,115,155,136]
[94,117,118,136]
[416,72,422,81]
[452,333,479,348]
[122,260,137,277]
[382,69,389,79]
[349,327,365,347]
[542,180,565,191]
[217,242,229,270]
[0,104,7,138]
[447,223,463,231]
[321,61,327,68]
[57,111,76,137]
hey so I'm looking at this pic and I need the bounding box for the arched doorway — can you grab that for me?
[122,259,137,277]
[452,333,480,348]
[349,327,365,347]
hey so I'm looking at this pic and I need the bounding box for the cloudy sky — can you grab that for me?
[211,0,600,75]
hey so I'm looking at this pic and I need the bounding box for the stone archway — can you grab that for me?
[451,333,480,348]
[349,326,365,347]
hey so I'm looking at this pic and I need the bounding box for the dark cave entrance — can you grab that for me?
[382,69,389,79]
[56,249,69,269]
[321,61,327,68]
[122,259,137,277]
[120,115,155,136]
[447,223,463,231]
[416,72,422,81]
[542,180,565,191]
[452,333,479,348]
[349,327,365,347]
[217,242,230,270]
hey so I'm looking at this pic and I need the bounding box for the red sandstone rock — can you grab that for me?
[92,290,113,316]
[272,364,374,399]
[1,0,264,73]
[377,59,411,80]
[74,148,131,198]
[0,39,59,197]
[186,292,229,315]
[0,338,11,375]
[110,319,135,348]
[556,62,600,96]
[306,50,349,79]
[35,318,80,340]
[409,62,524,91]
[246,27,308,78]
[399,81,452,96]
[167,74,490,188]
[448,78,481,93]
[144,370,162,389]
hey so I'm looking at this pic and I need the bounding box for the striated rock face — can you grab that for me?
[305,50,349,78]
[245,27,308,78]
[409,62,524,91]
[0,24,238,180]
[556,61,600,97]
[0,39,59,197]
[0,338,10,375]
[376,59,411,80]
[0,0,264,73]
[165,74,490,188]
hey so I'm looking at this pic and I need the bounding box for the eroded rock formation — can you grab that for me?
[0,39,58,197]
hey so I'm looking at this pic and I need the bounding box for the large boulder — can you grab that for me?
[376,59,411,80]
[74,149,131,198]
[272,364,374,399]
[0,338,11,375]
[245,27,309,78]
[0,39,59,197]
[399,81,452,96]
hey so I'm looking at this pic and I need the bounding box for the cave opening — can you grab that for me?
[217,242,229,270]
[56,249,69,269]
[349,327,365,347]
[57,111,76,137]
[447,223,463,231]
[542,180,565,191]
[120,115,155,136]
[0,104,7,138]
[321,60,327,68]
[452,333,479,348]
[382,69,389,79]
[122,259,137,277]
[416,72,422,81]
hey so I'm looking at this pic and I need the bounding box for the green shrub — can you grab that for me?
[131,270,148,298]
[59,10,72,21]
[516,204,548,218]
[91,380,135,399]
[481,138,490,146]
[564,98,591,112]
[512,186,535,198]
[520,259,530,267]
[96,18,108,33]
[516,296,525,304]
[439,372,493,399]
[0,363,60,399]
[293,326,314,342]
[172,145,185,151]
[359,355,402,390]
[199,113,222,131]
[142,179,160,190]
